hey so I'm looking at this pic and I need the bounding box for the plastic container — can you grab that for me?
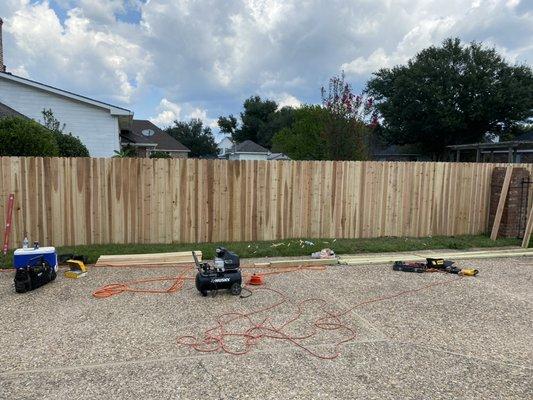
[13,246,58,271]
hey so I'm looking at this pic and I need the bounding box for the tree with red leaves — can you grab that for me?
[321,72,378,160]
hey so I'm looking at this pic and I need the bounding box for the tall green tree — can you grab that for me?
[272,106,329,160]
[218,96,295,149]
[166,119,218,158]
[366,38,533,158]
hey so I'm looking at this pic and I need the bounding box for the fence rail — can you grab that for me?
[0,157,532,248]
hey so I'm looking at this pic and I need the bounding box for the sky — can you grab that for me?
[0,0,532,139]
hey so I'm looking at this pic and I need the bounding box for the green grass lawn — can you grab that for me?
[0,235,524,268]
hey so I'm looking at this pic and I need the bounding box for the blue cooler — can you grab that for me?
[13,247,58,272]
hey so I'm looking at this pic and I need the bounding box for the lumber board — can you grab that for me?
[95,251,202,266]
[252,257,338,268]
[490,166,513,240]
[521,205,533,248]
[339,248,533,265]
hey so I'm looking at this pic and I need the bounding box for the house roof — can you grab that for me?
[0,101,28,119]
[447,140,533,150]
[121,120,190,152]
[233,140,269,153]
[0,72,132,116]
[268,152,291,160]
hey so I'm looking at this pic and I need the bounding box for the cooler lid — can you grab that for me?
[14,246,56,255]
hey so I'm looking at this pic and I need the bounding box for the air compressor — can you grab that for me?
[193,248,242,296]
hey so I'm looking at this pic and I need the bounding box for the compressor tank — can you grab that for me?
[194,247,242,296]
[195,269,242,296]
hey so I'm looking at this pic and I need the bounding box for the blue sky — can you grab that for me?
[1,0,532,139]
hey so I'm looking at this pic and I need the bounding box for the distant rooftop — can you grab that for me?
[233,140,269,153]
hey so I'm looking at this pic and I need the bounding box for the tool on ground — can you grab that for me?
[13,246,58,293]
[426,258,479,276]
[193,248,242,296]
[59,253,88,265]
[392,261,427,273]
[393,258,478,276]
[248,273,264,285]
[64,259,88,279]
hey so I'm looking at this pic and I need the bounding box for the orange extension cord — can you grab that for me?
[176,275,463,360]
[91,263,463,360]
[91,264,326,299]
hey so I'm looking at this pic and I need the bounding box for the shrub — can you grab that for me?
[52,132,90,157]
[42,109,90,157]
[0,117,59,157]
[112,146,137,158]
[149,151,171,159]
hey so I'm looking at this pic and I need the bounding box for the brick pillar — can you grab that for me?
[488,167,530,238]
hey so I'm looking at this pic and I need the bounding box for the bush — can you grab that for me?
[0,117,59,157]
[42,109,89,157]
[149,151,171,159]
[112,146,137,158]
[52,131,90,157]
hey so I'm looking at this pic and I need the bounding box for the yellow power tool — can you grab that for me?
[459,268,479,276]
[64,259,88,279]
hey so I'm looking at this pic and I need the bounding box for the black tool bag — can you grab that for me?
[14,259,56,293]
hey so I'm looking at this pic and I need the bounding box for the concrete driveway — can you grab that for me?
[0,257,531,399]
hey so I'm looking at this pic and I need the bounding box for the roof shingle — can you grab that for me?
[233,140,269,153]
[0,101,28,119]
[122,120,190,152]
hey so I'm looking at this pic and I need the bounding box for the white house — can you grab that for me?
[217,136,234,158]
[0,72,133,157]
[227,140,270,161]
[0,18,132,157]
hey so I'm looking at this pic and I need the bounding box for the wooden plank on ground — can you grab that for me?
[490,166,513,240]
[339,248,533,265]
[95,251,202,266]
[252,257,338,268]
[521,205,533,248]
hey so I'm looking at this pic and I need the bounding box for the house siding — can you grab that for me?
[0,78,121,157]
[228,152,269,161]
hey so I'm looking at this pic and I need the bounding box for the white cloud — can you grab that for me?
[150,99,219,130]
[2,0,150,103]
[342,48,398,75]
[274,93,301,109]
[0,0,531,124]
[150,98,182,127]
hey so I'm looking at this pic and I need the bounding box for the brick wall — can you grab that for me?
[488,167,530,238]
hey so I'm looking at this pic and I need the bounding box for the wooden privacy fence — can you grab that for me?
[0,157,532,248]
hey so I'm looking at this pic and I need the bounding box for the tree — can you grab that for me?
[366,38,533,159]
[166,119,218,158]
[218,96,295,149]
[0,117,59,156]
[272,106,329,160]
[321,72,376,160]
[41,109,90,157]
